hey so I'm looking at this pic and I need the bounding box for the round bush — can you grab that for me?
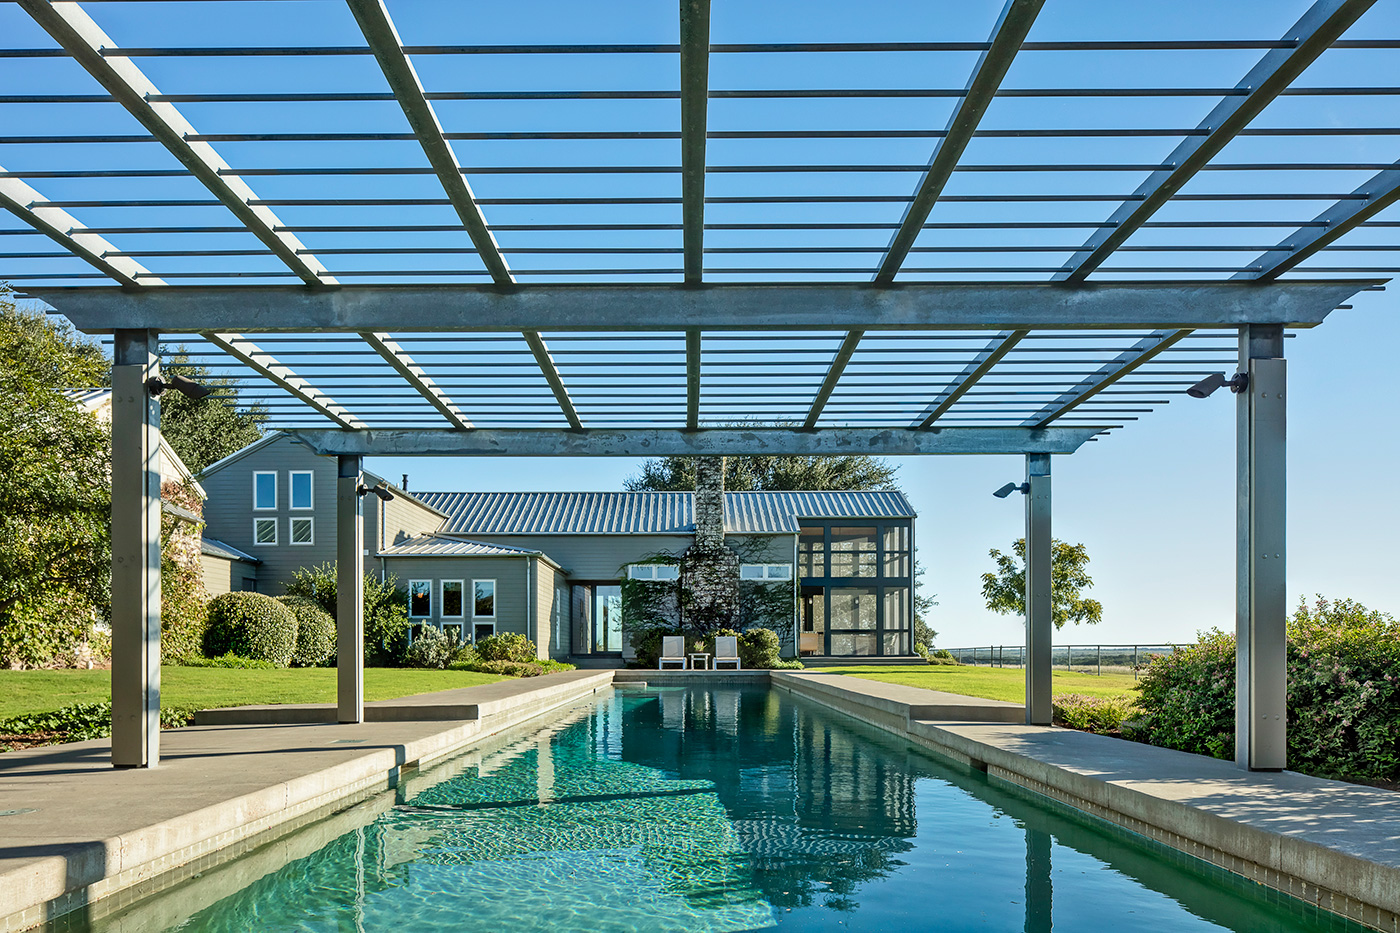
[203,592,297,667]
[278,596,336,667]
[475,632,536,663]
[405,625,456,669]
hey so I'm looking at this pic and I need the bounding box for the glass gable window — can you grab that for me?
[441,580,464,618]
[289,471,314,510]
[798,519,913,658]
[473,580,496,618]
[253,472,276,510]
[830,527,878,578]
[409,580,432,617]
[628,564,679,581]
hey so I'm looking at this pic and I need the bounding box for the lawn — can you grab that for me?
[819,664,1139,703]
[0,667,504,719]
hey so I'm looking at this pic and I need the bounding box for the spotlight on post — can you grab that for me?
[357,483,395,502]
[1186,372,1248,399]
[145,374,213,400]
[993,482,1029,499]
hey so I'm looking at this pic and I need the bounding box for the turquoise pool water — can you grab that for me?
[79,686,1364,932]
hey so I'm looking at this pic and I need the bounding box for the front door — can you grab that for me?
[571,583,624,656]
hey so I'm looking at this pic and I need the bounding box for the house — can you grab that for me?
[198,433,918,661]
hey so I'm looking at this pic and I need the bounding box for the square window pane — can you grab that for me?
[740,565,763,580]
[290,472,313,509]
[768,564,792,580]
[254,518,276,544]
[409,581,431,617]
[830,633,877,656]
[474,622,495,643]
[442,581,463,617]
[656,565,679,580]
[829,587,877,630]
[290,518,312,544]
[883,631,909,656]
[254,473,276,510]
[884,553,910,578]
[474,580,495,618]
[883,526,908,551]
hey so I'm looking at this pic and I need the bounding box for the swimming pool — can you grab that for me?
[70,686,1365,932]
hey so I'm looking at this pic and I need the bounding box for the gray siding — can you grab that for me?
[380,556,531,642]
[366,489,443,553]
[534,560,566,661]
[451,534,692,580]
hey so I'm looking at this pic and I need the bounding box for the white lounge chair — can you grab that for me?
[658,635,688,670]
[713,635,741,670]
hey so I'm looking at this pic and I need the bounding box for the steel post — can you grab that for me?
[111,329,162,768]
[1025,453,1053,725]
[1236,324,1287,770]
[337,456,365,723]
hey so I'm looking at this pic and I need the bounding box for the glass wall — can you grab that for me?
[797,520,914,657]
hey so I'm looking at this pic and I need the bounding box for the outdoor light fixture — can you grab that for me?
[144,374,212,400]
[357,483,395,502]
[1186,372,1249,399]
[993,482,1029,499]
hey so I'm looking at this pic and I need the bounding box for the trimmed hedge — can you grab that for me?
[278,596,336,667]
[203,592,297,667]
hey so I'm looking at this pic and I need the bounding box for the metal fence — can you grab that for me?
[939,644,1181,678]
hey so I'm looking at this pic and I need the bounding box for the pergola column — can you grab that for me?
[337,455,364,723]
[1236,325,1287,770]
[110,329,162,768]
[1024,452,1053,725]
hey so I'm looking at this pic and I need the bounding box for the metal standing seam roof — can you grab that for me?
[200,537,260,564]
[413,490,915,536]
[377,535,548,559]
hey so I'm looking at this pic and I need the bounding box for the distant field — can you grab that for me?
[0,667,504,719]
[812,664,1139,703]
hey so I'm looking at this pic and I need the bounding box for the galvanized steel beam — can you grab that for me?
[522,332,583,429]
[874,0,1046,284]
[686,329,701,429]
[915,329,1028,428]
[803,331,863,428]
[680,0,711,284]
[33,281,1374,335]
[1024,453,1052,725]
[286,426,1101,457]
[1025,330,1192,427]
[1053,0,1377,282]
[337,455,365,723]
[17,0,333,287]
[359,332,472,430]
[203,333,367,429]
[345,0,512,285]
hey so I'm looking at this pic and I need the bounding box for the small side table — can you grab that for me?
[688,652,711,671]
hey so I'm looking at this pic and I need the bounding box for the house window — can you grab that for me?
[289,471,314,510]
[830,527,878,578]
[253,517,277,545]
[409,580,432,617]
[289,517,314,545]
[253,472,277,510]
[741,563,793,581]
[443,622,463,642]
[628,564,679,581]
[473,579,496,619]
[441,580,464,618]
[240,577,258,592]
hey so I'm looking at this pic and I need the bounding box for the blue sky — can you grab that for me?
[3,0,1399,645]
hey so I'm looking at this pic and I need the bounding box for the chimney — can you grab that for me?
[401,473,409,491]
[693,457,726,547]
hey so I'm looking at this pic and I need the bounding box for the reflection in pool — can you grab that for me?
[78,686,1364,932]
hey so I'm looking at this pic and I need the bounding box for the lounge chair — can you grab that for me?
[714,635,741,670]
[658,635,688,670]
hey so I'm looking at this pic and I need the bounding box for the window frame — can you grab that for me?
[472,578,497,620]
[408,579,433,618]
[740,563,793,581]
[252,517,278,546]
[628,563,679,581]
[289,470,315,510]
[440,579,465,619]
[252,471,277,511]
[288,516,314,546]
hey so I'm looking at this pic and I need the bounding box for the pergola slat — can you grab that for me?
[523,331,584,429]
[680,0,711,284]
[915,330,1029,429]
[358,332,473,430]
[1026,331,1194,427]
[803,331,864,428]
[204,333,366,429]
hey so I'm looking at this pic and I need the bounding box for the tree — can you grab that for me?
[159,349,265,475]
[625,454,898,492]
[0,295,112,665]
[980,538,1102,629]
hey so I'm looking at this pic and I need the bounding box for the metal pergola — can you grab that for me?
[2,0,1397,771]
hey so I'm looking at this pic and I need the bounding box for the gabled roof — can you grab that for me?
[414,490,915,536]
[201,537,259,564]
[378,534,562,571]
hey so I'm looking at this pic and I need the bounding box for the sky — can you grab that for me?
[3,0,1399,647]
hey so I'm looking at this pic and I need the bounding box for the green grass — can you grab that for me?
[0,667,504,719]
[816,664,1139,703]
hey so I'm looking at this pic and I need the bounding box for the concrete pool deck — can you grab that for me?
[0,668,1397,932]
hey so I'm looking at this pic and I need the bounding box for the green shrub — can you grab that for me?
[405,625,457,669]
[176,652,277,669]
[282,563,411,666]
[700,626,787,669]
[203,592,297,666]
[913,641,930,659]
[278,596,336,667]
[0,701,197,749]
[1053,694,1135,734]
[475,632,537,663]
[629,627,682,668]
[769,658,805,670]
[927,649,960,666]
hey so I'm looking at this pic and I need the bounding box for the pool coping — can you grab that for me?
[2,668,1398,933]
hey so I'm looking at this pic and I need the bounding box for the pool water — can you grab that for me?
[80,686,1364,932]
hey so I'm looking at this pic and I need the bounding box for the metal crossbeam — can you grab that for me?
[686,329,701,429]
[203,334,366,429]
[915,329,1028,428]
[0,172,159,288]
[803,331,863,428]
[1026,330,1193,427]
[874,0,1045,284]
[522,332,583,429]
[1236,161,1400,280]
[288,426,1104,457]
[358,332,472,430]
[17,0,333,288]
[1053,0,1376,282]
[345,0,512,285]
[32,281,1374,334]
[680,0,711,284]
